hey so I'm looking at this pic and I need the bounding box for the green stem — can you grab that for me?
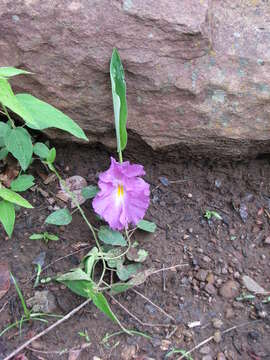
[2,104,15,128]
[51,166,106,287]
[118,150,123,163]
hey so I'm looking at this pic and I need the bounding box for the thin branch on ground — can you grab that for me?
[132,288,174,321]
[3,298,92,360]
[109,293,171,328]
[27,342,91,355]
[151,263,188,275]
[177,320,262,360]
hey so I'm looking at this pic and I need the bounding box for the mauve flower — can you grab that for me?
[93,157,150,230]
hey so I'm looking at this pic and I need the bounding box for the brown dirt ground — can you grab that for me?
[0,143,269,360]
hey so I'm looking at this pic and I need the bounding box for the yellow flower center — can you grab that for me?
[117,184,124,198]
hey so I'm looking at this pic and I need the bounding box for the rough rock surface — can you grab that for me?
[1,0,270,157]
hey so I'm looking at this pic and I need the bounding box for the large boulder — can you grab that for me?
[1,0,270,158]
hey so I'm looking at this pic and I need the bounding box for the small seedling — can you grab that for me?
[29,232,59,244]
[165,348,193,360]
[236,293,256,302]
[204,210,222,220]
[78,329,90,343]
[0,273,61,337]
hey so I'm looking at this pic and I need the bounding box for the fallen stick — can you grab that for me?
[3,298,91,360]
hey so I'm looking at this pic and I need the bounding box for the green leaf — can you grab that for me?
[46,147,56,164]
[0,67,32,77]
[0,148,8,160]
[88,290,118,323]
[16,94,88,141]
[137,220,157,233]
[11,175,35,192]
[110,48,128,153]
[83,247,99,276]
[0,78,37,128]
[45,208,72,225]
[116,263,141,281]
[0,187,33,208]
[4,127,33,171]
[109,282,132,295]
[57,269,94,298]
[45,233,59,241]
[33,142,50,159]
[81,185,99,200]
[98,226,127,246]
[29,233,44,240]
[166,348,193,360]
[57,268,91,282]
[104,248,125,268]
[126,248,148,263]
[0,200,15,237]
[0,122,10,137]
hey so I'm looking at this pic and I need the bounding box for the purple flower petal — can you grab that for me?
[92,157,150,230]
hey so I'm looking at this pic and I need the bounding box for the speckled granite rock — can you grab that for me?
[1,0,270,157]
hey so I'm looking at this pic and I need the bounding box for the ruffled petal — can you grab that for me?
[93,157,150,230]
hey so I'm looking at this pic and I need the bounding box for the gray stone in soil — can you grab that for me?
[219,280,240,299]
[26,290,57,313]
[212,318,223,329]
[200,345,211,354]
[205,283,217,295]
[242,275,267,294]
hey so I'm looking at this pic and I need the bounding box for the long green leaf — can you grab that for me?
[4,127,33,171]
[16,94,88,141]
[0,187,33,208]
[0,200,15,237]
[110,49,128,153]
[0,78,38,128]
[0,67,32,78]
[57,269,118,323]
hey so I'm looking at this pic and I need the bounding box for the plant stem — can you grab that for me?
[51,166,106,287]
[2,104,15,128]
[118,150,123,163]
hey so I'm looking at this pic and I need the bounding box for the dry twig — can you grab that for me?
[3,298,92,360]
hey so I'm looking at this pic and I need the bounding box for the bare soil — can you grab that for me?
[0,143,269,360]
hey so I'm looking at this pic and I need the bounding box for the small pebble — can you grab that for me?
[212,318,223,329]
[206,273,215,284]
[217,353,226,360]
[160,339,171,351]
[264,236,270,245]
[196,269,208,282]
[200,345,211,354]
[203,256,211,263]
[187,193,193,198]
[205,283,217,295]
[225,307,235,319]
[213,330,222,343]
[215,179,222,188]
[202,356,213,360]
[219,280,240,299]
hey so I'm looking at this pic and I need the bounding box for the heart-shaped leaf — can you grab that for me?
[45,208,72,226]
[10,175,35,192]
[4,127,33,171]
[98,226,127,246]
[137,220,156,233]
